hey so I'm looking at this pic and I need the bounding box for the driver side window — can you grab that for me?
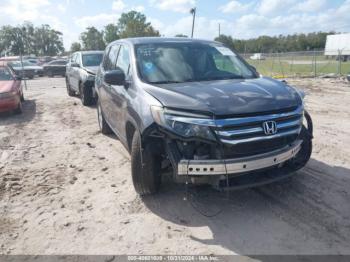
[116,45,130,76]
[213,54,239,75]
[104,44,120,71]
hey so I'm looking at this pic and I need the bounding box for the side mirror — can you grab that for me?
[71,62,80,68]
[104,69,125,86]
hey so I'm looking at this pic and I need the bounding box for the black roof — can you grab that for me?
[113,37,220,45]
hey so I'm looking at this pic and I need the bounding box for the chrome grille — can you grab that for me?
[214,106,303,145]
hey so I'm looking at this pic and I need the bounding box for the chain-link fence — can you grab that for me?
[241,50,350,78]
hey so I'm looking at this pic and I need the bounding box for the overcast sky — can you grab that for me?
[0,0,349,49]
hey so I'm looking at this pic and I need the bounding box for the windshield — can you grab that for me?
[82,54,103,67]
[135,42,256,84]
[0,67,13,81]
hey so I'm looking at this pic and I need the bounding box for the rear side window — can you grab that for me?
[103,45,120,71]
[70,54,77,63]
[76,54,82,65]
[116,45,130,76]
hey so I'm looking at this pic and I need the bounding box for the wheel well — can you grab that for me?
[126,122,136,152]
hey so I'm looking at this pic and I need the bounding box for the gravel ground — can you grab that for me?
[0,76,350,255]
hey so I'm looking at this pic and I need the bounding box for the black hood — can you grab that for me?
[143,77,302,116]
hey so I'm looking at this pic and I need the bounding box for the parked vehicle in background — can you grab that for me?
[38,56,54,65]
[7,61,36,79]
[0,66,23,114]
[66,51,104,106]
[43,60,67,77]
[95,38,313,195]
[24,60,44,76]
[347,74,350,82]
[250,53,266,60]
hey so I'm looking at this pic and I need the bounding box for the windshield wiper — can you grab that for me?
[150,80,194,84]
[199,75,245,81]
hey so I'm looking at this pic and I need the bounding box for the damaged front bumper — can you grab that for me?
[177,139,302,176]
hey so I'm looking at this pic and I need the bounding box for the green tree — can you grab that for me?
[80,27,106,50]
[0,25,31,55]
[214,31,337,53]
[0,23,65,56]
[34,24,64,56]
[117,11,159,38]
[70,42,81,52]
[214,35,235,49]
[104,23,119,44]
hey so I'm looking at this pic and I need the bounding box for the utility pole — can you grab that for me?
[190,7,196,38]
[218,23,221,37]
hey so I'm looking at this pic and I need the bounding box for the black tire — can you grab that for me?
[79,82,93,106]
[288,126,312,171]
[66,78,75,97]
[97,101,112,134]
[131,132,161,195]
[14,101,22,114]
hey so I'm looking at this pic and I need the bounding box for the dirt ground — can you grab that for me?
[0,76,350,255]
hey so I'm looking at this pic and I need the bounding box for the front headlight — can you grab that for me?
[151,106,216,141]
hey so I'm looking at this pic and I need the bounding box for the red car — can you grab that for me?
[0,66,23,114]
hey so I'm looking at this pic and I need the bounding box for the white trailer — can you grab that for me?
[325,33,350,56]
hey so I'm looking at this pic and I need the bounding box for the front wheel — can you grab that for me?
[131,132,161,195]
[14,101,22,114]
[291,127,312,170]
[79,82,93,106]
[66,78,75,97]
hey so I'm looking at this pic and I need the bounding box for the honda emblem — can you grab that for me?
[263,121,277,135]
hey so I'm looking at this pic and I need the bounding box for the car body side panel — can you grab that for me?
[0,73,21,112]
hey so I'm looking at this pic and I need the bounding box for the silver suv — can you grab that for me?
[66,51,104,105]
[95,38,313,195]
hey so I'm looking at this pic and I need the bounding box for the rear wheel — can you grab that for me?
[79,82,93,106]
[131,132,161,195]
[97,101,112,134]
